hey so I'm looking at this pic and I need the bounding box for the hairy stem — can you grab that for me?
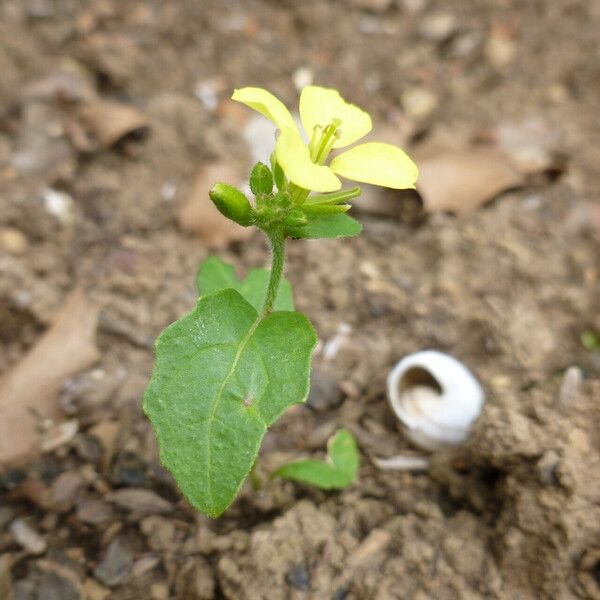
[263,230,285,315]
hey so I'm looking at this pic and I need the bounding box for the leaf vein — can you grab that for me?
[205,314,264,508]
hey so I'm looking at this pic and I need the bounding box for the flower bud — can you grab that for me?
[209,183,253,226]
[249,162,273,196]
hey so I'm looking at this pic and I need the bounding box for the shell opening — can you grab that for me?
[398,367,442,396]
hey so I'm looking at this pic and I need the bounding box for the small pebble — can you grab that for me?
[419,12,457,42]
[151,582,170,600]
[43,188,75,224]
[40,420,79,453]
[485,28,517,69]
[107,487,174,516]
[286,564,311,591]
[10,518,47,554]
[76,497,115,525]
[307,369,344,412]
[0,227,28,255]
[401,87,438,120]
[0,507,15,529]
[84,578,111,600]
[94,539,133,587]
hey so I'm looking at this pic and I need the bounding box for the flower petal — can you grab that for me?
[330,142,419,189]
[299,86,372,148]
[276,128,341,192]
[231,87,297,132]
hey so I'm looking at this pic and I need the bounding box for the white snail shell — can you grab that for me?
[387,350,485,451]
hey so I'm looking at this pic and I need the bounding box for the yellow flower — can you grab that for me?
[232,86,418,193]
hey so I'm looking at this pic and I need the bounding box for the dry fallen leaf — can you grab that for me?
[177,163,254,248]
[0,288,100,469]
[416,148,524,214]
[479,118,565,176]
[410,122,566,214]
[77,100,149,149]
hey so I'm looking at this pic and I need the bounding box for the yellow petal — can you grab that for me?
[299,86,372,148]
[276,128,341,192]
[231,87,297,132]
[330,142,419,189]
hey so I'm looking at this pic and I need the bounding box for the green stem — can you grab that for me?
[263,230,285,315]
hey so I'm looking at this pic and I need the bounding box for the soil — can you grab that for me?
[1,1,600,599]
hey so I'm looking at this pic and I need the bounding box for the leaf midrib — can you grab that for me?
[205,311,266,509]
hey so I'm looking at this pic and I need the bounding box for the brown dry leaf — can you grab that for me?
[417,149,523,213]
[177,163,254,248]
[414,135,525,214]
[412,123,566,214]
[77,100,149,149]
[0,288,100,469]
[479,118,565,176]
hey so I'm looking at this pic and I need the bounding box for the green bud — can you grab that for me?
[209,183,253,226]
[250,162,273,196]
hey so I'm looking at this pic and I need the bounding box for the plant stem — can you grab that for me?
[263,230,285,315]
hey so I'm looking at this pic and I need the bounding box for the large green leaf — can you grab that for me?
[197,257,294,312]
[273,429,359,490]
[144,289,316,517]
[288,213,362,239]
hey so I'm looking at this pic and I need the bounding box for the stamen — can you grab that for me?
[308,125,322,161]
[315,122,340,165]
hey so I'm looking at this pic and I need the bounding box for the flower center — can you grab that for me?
[308,119,342,165]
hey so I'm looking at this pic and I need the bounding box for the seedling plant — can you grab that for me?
[144,86,418,517]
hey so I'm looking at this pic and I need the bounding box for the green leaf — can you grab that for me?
[196,257,294,312]
[287,213,363,239]
[144,289,317,517]
[273,429,359,490]
[249,162,273,196]
[581,330,600,351]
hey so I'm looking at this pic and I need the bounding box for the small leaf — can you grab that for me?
[209,183,253,226]
[581,330,600,351]
[249,162,273,196]
[273,429,359,490]
[287,213,362,239]
[144,289,317,517]
[196,257,293,312]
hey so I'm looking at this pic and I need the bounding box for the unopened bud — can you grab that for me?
[249,162,273,196]
[209,183,253,226]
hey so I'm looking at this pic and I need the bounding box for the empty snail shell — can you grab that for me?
[387,350,485,451]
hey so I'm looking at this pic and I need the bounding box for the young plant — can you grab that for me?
[144,85,418,517]
[273,429,359,490]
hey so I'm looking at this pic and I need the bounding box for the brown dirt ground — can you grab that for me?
[1,0,599,599]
